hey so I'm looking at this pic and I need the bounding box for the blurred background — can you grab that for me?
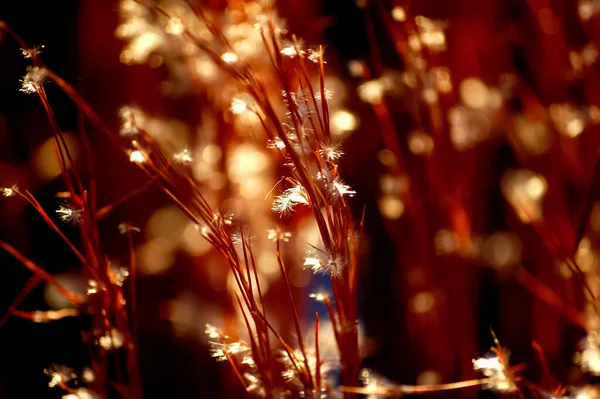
[1,0,599,397]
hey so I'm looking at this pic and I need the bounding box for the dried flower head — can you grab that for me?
[472,349,517,392]
[231,227,254,249]
[20,66,48,94]
[112,265,130,287]
[272,184,310,215]
[1,185,17,197]
[129,150,146,164]
[209,340,246,362]
[21,44,45,59]
[576,331,600,375]
[303,254,324,272]
[358,368,397,398]
[205,324,223,339]
[283,87,315,119]
[227,341,249,355]
[316,170,357,200]
[119,106,144,136]
[97,328,124,351]
[279,338,339,392]
[319,140,344,161]
[118,223,141,234]
[307,48,325,63]
[173,148,193,164]
[280,46,305,59]
[267,138,286,150]
[304,250,347,277]
[56,203,82,225]
[244,372,266,396]
[332,180,356,198]
[44,365,76,388]
[314,88,334,101]
[87,280,99,295]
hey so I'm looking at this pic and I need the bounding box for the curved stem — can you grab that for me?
[342,377,499,396]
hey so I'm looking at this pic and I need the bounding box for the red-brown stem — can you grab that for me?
[318,46,330,136]
[240,232,253,305]
[126,229,138,345]
[96,179,155,218]
[0,21,30,50]
[342,377,500,395]
[532,341,557,391]
[315,313,321,394]
[239,237,271,377]
[256,31,364,388]
[0,241,84,305]
[292,35,326,138]
[1,21,84,206]
[11,308,79,322]
[57,381,80,396]
[247,243,272,364]
[323,297,342,346]
[235,294,272,396]
[527,217,598,313]
[227,354,248,390]
[42,63,120,337]
[37,83,113,305]
[125,228,142,399]
[564,257,599,316]
[0,275,41,329]
[338,328,361,398]
[16,190,88,267]
[44,70,116,144]
[251,309,305,378]
[37,87,84,198]
[275,239,313,389]
[515,266,586,329]
[78,103,98,217]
